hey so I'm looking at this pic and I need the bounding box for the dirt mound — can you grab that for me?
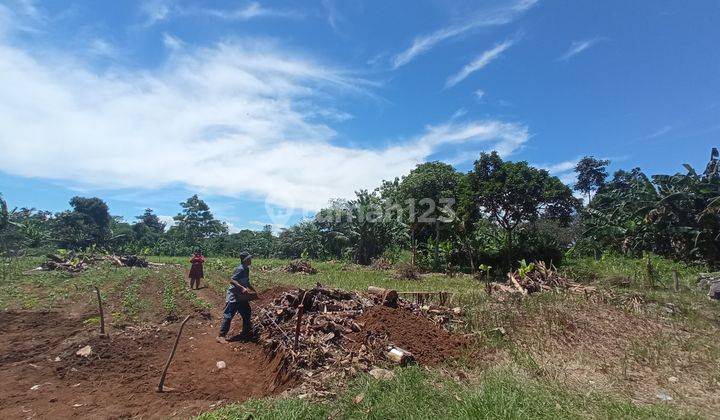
[0,312,85,364]
[256,286,467,394]
[350,305,467,365]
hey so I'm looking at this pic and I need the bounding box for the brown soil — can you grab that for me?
[0,299,294,418]
[350,305,467,365]
[0,284,465,418]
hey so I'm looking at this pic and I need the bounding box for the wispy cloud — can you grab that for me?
[558,37,604,61]
[391,0,537,69]
[0,37,529,211]
[629,125,672,144]
[535,157,583,185]
[474,89,485,100]
[204,2,302,21]
[445,37,515,88]
[139,1,302,26]
[139,0,171,26]
[162,32,183,50]
[643,125,672,140]
[0,0,46,36]
[536,158,579,175]
[87,38,118,58]
[321,0,342,30]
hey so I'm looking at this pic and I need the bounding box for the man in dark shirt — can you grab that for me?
[217,251,256,343]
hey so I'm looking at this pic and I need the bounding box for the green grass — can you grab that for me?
[563,253,706,290]
[148,256,481,294]
[120,275,144,320]
[1,253,716,417]
[198,366,681,420]
[161,273,177,317]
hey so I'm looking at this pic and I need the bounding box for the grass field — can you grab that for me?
[0,253,717,418]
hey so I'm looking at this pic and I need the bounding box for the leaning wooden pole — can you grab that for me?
[94,287,106,336]
[293,291,309,351]
[157,315,191,393]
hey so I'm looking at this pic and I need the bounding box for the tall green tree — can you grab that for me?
[395,162,464,267]
[468,152,580,268]
[171,195,228,248]
[574,156,610,202]
[276,221,326,259]
[54,196,112,249]
[132,208,166,250]
[135,208,166,233]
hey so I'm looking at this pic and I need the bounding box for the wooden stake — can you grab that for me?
[293,304,305,351]
[673,270,680,292]
[157,315,191,393]
[94,286,106,336]
[293,291,308,351]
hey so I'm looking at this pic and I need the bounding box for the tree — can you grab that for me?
[132,208,166,250]
[344,190,399,265]
[0,194,23,255]
[54,197,112,249]
[314,191,401,265]
[171,195,228,248]
[581,150,720,265]
[276,221,326,259]
[574,156,610,202]
[395,162,464,267]
[0,194,7,231]
[582,168,659,255]
[468,152,580,268]
[135,208,166,233]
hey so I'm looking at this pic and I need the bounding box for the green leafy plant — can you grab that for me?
[517,259,535,279]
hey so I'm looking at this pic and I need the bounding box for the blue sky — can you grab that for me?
[0,0,718,232]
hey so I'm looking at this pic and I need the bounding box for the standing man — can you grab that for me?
[217,251,257,343]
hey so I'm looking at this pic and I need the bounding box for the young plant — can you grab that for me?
[517,259,535,279]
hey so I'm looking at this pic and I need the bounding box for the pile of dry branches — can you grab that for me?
[256,286,462,389]
[284,259,317,274]
[40,253,150,273]
[41,253,101,273]
[494,261,594,295]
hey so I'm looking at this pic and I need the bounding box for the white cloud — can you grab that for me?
[157,215,175,231]
[248,220,286,233]
[536,159,578,174]
[139,1,302,26]
[0,37,529,212]
[162,32,183,50]
[535,157,580,186]
[204,2,302,20]
[0,0,44,36]
[451,108,468,120]
[558,37,603,61]
[87,38,118,58]
[140,0,171,26]
[642,125,672,140]
[474,89,485,100]
[391,0,537,69]
[321,0,342,30]
[445,38,515,88]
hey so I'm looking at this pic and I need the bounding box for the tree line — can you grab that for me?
[1,149,718,270]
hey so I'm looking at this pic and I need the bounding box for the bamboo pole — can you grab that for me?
[157,315,191,392]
